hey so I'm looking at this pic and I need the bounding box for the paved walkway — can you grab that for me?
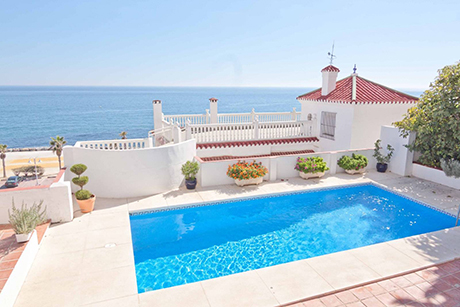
[288,260,460,307]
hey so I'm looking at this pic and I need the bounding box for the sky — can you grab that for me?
[1,0,459,90]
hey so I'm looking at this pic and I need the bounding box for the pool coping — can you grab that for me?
[132,179,460,306]
[129,181,456,218]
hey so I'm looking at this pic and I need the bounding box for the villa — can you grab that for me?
[1,65,460,307]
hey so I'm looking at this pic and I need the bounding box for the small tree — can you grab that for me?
[50,136,67,169]
[119,131,127,139]
[0,144,7,178]
[394,62,460,170]
[373,139,395,165]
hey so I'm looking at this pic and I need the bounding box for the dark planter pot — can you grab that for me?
[376,163,388,173]
[185,178,197,190]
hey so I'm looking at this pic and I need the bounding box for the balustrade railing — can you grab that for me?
[187,119,316,143]
[164,109,301,127]
[164,114,209,127]
[76,138,149,150]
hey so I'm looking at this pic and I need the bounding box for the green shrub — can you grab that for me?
[295,157,329,173]
[181,161,199,180]
[441,159,460,178]
[373,139,395,164]
[8,199,47,234]
[75,189,92,200]
[337,154,368,171]
[70,164,87,176]
[72,176,89,189]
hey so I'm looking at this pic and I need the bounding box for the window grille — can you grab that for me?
[320,111,336,140]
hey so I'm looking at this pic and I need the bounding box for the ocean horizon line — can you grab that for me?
[0,85,426,92]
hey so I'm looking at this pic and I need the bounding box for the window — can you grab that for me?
[320,111,336,140]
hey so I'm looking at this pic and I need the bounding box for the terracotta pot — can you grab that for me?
[299,171,325,179]
[345,168,366,175]
[235,177,263,187]
[76,195,96,213]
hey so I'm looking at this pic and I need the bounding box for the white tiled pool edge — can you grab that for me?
[132,172,460,307]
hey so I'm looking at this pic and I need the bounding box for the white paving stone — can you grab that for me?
[14,172,460,306]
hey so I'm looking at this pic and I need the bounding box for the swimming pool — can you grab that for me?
[129,184,455,293]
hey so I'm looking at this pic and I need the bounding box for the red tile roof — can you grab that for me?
[199,149,315,162]
[297,75,418,104]
[321,65,340,72]
[196,137,319,149]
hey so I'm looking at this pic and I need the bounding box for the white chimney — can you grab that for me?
[321,65,340,96]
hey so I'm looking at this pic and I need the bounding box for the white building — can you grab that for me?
[297,65,418,151]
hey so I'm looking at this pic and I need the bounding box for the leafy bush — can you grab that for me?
[70,164,87,176]
[181,161,199,180]
[8,199,47,234]
[227,161,268,180]
[337,154,368,171]
[72,176,89,189]
[440,158,460,178]
[373,139,395,164]
[394,62,460,168]
[75,189,93,201]
[295,157,329,173]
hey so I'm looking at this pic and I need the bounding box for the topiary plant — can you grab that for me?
[338,153,369,171]
[70,163,93,200]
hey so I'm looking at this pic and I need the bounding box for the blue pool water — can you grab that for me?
[129,184,455,293]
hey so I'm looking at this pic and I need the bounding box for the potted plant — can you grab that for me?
[295,157,329,179]
[71,164,96,213]
[373,139,395,173]
[337,153,368,174]
[181,161,199,190]
[8,200,46,243]
[227,160,268,187]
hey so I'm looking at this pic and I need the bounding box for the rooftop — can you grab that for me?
[297,75,419,104]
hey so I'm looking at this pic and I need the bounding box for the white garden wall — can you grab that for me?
[197,148,376,187]
[0,172,73,224]
[379,126,415,176]
[63,139,197,198]
[412,163,460,190]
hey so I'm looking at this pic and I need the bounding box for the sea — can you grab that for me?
[0,86,422,148]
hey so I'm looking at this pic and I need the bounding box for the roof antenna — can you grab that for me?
[327,42,336,65]
[353,64,357,74]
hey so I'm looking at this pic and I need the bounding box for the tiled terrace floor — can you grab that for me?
[0,222,49,293]
[288,260,460,307]
[13,171,460,306]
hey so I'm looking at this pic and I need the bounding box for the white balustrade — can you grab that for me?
[187,119,316,143]
[164,114,209,127]
[164,110,301,127]
[76,138,149,150]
